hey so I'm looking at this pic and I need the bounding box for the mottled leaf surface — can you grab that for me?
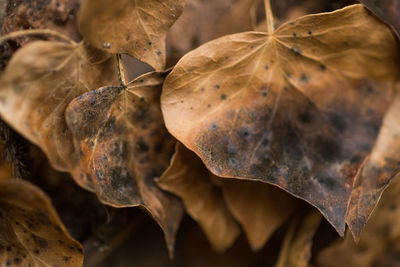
[78,0,185,70]
[213,177,299,250]
[65,71,182,254]
[359,0,400,38]
[0,41,118,172]
[0,179,83,267]
[162,4,399,235]
[157,142,240,251]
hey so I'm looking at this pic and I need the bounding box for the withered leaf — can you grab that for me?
[65,71,182,255]
[0,41,118,172]
[346,88,400,238]
[78,0,185,71]
[317,174,400,267]
[161,4,399,235]
[212,177,299,250]
[275,210,322,267]
[359,0,400,38]
[157,142,240,252]
[0,179,83,267]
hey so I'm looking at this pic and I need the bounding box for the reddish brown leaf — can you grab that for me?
[78,0,185,70]
[161,4,399,235]
[157,142,240,251]
[0,179,83,266]
[65,71,182,255]
[0,41,118,172]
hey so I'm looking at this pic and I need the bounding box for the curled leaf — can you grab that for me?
[275,210,322,267]
[0,41,118,172]
[213,177,299,250]
[157,142,240,251]
[161,4,399,235]
[346,89,400,238]
[0,179,83,267]
[65,71,182,255]
[78,0,185,70]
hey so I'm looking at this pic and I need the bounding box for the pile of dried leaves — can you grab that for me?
[0,0,400,266]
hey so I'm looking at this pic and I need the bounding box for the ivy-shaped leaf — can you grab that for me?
[161,4,399,235]
[65,71,182,255]
[0,179,83,267]
[78,0,185,70]
[0,41,118,172]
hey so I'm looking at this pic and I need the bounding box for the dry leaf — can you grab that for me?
[213,177,299,250]
[275,210,322,267]
[65,71,182,255]
[346,88,400,238]
[78,0,185,71]
[359,0,400,38]
[0,41,118,172]
[157,142,240,252]
[317,174,400,267]
[0,179,83,266]
[161,4,399,235]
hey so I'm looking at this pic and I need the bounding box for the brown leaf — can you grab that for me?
[65,71,183,255]
[275,210,322,267]
[157,142,240,252]
[317,174,400,267]
[358,0,400,38]
[346,88,400,238]
[78,0,185,71]
[161,4,399,235]
[212,177,299,250]
[0,41,118,172]
[0,179,83,266]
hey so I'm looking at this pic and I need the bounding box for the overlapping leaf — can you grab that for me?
[78,0,185,70]
[161,4,400,235]
[0,41,118,172]
[65,71,183,255]
[158,142,298,251]
[0,179,83,266]
[317,174,400,267]
[359,0,400,38]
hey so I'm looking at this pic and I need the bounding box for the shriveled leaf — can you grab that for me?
[0,41,118,172]
[359,0,400,38]
[78,0,185,70]
[275,210,322,267]
[0,179,83,266]
[317,174,400,267]
[65,71,182,255]
[346,88,400,238]
[162,4,399,235]
[212,177,299,250]
[157,142,240,251]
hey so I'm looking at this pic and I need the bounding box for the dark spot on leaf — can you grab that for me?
[300,73,308,82]
[298,111,313,124]
[329,113,347,132]
[135,138,149,153]
[320,64,326,71]
[238,127,250,138]
[315,136,340,161]
[308,31,312,35]
[290,47,302,55]
[293,32,297,37]
[220,94,227,100]
[265,65,268,70]
[214,85,220,89]
[210,124,218,131]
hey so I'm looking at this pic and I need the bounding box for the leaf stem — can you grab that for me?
[0,29,76,45]
[116,54,128,87]
[264,0,275,34]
